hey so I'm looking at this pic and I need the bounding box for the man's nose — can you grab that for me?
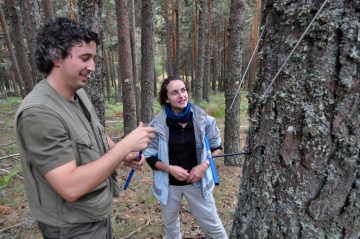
[87,59,96,72]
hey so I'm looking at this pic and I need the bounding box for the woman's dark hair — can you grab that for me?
[159,75,185,106]
[35,17,99,75]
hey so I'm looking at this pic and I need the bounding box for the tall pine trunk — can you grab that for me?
[231,1,360,238]
[19,0,42,83]
[5,0,34,95]
[115,0,137,134]
[140,0,155,123]
[41,0,55,21]
[194,0,207,103]
[174,0,180,76]
[191,0,197,95]
[78,0,106,126]
[164,0,173,76]
[0,4,25,97]
[203,0,212,102]
[129,0,141,124]
[223,0,243,166]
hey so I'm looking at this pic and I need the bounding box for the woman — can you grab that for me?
[144,76,228,239]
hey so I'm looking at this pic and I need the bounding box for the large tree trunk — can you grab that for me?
[194,0,207,103]
[219,19,228,92]
[223,0,243,166]
[203,0,212,102]
[19,0,42,83]
[164,0,173,76]
[115,0,137,134]
[5,0,34,95]
[140,0,155,123]
[247,0,261,96]
[212,27,219,92]
[41,0,55,21]
[103,50,111,102]
[78,0,106,126]
[231,1,360,238]
[191,0,197,96]
[0,4,25,97]
[129,0,141,124]
[174,0,180,76]
[103,5,118,102]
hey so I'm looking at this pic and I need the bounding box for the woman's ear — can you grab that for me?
[166,100,169,103]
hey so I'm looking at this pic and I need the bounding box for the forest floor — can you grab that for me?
[0,94,248,238]
[0,158,243,239]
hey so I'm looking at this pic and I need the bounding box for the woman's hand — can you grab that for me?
[169,165,190,181]
[186,162,208,183]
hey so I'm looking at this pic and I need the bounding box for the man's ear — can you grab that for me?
[50,49,64,67]
[53,58,63,67]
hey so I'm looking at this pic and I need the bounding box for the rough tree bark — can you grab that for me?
[203,0,211,102]
[0,4,25,97]
[78,0,106,126]
[103,50,111,102]
[191,0,197,95]
[164,0,173,76]
[247,0,261,96]
[41,0,55,21]
[19,0,42,83]
[194,0,207,103]
[129,0,141,124]
[224,0,243,166]
[140,0,155,123]
[174,0,180,76]
[5,0,34,95]
[231,1,360,238]
[115,0,137,134]
[219,19,228,92]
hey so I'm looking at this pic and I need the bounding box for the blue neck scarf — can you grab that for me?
[165,102,192,123]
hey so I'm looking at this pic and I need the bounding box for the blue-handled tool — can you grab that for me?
[204,136,219,186]
[123,151,142,190]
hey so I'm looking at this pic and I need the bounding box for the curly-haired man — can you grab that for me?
[15,17,155,238]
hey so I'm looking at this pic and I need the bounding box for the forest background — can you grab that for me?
[0,0,255,238]
[1,0,360,238]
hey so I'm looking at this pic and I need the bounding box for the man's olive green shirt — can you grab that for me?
[15,80,112,227]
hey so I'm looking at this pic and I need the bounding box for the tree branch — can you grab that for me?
[0,153,20,160]
[0,223,22,234]
[0,141,15,147]
[119,219,151,239]
[0,168,23,180]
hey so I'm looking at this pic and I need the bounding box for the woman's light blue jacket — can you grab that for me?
[143,104,221,205]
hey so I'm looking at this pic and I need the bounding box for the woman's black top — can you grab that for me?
[146,113,222,186]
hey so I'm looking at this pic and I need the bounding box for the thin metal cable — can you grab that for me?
[260,0,330,100]
[228,21,267,111]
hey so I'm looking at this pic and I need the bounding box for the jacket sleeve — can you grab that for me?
[143,121,159,159]
[205,115,222,150]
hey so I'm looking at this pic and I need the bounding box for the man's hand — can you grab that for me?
[123,152,145,170]
[121,122,156,152]
[44,123,155,203]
